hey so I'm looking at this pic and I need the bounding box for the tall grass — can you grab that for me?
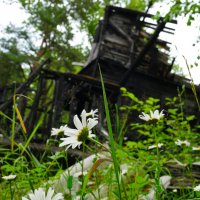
[99,66,122,199]
[183,55,200,112]
[1,68,200,199]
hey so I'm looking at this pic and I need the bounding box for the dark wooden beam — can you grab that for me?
[42,69,120,91]
[0,59,51,111]
[0,138,90,158]
[109,21,133,43]
[120,19,166,86]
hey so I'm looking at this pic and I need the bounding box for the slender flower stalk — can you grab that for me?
[152,126,162,199]
[139,109,165,199]
[2,174,16,200]
[139,109,165,198]
[88,137,111,153]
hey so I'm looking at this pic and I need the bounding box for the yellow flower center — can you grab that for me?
[58,130,64,135]
[77,127,89,142]
[146,118,159,124]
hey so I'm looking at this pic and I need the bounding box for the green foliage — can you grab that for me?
[118,88,200,199]
[99,67,122,199]
[0,143,67,199]
[1,87,200,199]
[125,0,150,11]
[1,0,124,87]
[0,38,27,87]
[166,0,200,25]
[120,87,160,113]
[0,0,200,197]
[0,0,86,86]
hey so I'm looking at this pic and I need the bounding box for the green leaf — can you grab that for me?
[67,175,73,190]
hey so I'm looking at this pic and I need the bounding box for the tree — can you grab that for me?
[0,0,152,87]
[0,0,199,87]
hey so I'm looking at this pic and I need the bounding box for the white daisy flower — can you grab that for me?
[139,109,164,122]
[150,110,165,120]
[194,184,200,191]
[82,109,98,119]
[22,187,64,200]
[59,109,98,150]
[175,139,190,146]
[51,125,68,136]
[148,143,164,150]
[2,174,16,180]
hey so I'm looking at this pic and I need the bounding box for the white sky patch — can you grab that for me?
[0,1,199,84]
[149,2,200,84]
[0,2,28,28]
[170,16,200,80]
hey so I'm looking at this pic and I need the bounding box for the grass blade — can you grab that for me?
[99,66,122,199]
[21,114,44,155]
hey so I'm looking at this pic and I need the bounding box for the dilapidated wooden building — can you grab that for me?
[0,6,199,142]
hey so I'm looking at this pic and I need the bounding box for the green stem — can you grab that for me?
[99,66,122,199]
[10,181,14,200]
[81,142,86,200]
[153,126,162,200]
[84,143,96,154]
[89,137,111,154]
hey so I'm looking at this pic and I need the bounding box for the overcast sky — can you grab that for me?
[0,1,199,84]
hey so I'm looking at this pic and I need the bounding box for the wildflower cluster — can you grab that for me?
[18,109,98,199]
[2,96,200,199]
[51,109,98,150]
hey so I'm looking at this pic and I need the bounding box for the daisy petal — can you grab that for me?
[81,109,87,127]
[74,115,83,130]
[87,118,98,130]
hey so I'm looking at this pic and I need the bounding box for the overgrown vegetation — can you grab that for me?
[1,85,200,199]
[0,0,200,199]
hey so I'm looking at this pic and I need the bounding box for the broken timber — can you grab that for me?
[0,5,199,142]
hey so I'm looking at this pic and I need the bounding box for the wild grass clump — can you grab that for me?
[1,84,200,199]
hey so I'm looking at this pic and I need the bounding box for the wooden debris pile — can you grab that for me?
[0,5,199,141]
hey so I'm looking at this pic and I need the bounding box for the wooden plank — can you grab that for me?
[0,59,51,111]
[109,20,133,43]
[26,76,45,134]
[106,6,177,24]
[120,19,166,85]
[0,138,90,158]
[42,69,120,91]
